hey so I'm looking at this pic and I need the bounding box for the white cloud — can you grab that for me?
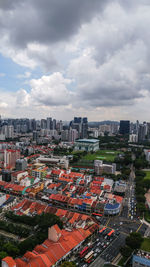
[0,0,150,120]
[0,73,6,77]
[29,72,73,106]
[0,102,8,108]
[17,71,31,79]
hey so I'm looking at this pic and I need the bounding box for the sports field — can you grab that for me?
[144,171,150,180]
[141,238,150,252]
[83,150,121,162]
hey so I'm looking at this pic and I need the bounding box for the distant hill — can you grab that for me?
[88,121,119,127]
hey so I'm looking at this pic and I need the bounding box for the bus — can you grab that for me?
[107,230,115,238]
[84,250,94,263]
[79,247,89,258]
[99,227,106,234]
[108,229,115,237]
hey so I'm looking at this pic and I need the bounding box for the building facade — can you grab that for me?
[74,139,99,152]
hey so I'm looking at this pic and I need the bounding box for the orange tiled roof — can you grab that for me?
[2,256,16,267]
[53,224,62,234]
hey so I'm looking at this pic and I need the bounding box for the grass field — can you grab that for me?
[144,171,150,180]
[83,150,121,162]
[141,238,150,252]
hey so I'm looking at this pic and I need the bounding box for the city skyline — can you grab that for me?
[0,1,150,121]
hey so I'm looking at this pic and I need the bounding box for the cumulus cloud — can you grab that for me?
[16,89,30,107]
[30,72,73,106]
[0,0,150,120]
[0,102,8,108]
[0,0,109,47]
[0,0,109,70]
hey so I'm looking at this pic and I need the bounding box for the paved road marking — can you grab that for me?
[136,223,143,233]
[105,217,111,227]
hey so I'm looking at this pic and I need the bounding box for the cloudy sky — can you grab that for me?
[0,0,150,122]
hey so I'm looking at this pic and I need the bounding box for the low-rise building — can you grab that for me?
[16,158,27,171]
[133,252,150,267]
[74,139,99,152]
[94,160,116,175]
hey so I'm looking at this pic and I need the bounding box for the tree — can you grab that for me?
[3,242,20,257]
[126,232,143,250]
[143,179,150,190]
[137,202,146,213]
[136,195,146,203]
[120,245,133,258]
[0,251,8,260]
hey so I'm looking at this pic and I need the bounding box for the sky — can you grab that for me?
[0,0,150,122]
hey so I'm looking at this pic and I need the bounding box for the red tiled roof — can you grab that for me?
[2,256,16,267]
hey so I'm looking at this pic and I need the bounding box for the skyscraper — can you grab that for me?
[119,120,130,135]
[70,117,88,138]
[47,117,53,130]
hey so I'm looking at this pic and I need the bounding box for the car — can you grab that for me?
[94,253,97,257]
[96,238,99,242]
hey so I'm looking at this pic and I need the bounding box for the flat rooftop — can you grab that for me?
[75,139,99,143]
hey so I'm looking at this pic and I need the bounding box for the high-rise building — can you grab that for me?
[29,119,36,131]
[2,125,14,138]
[56,120,63,132]
[70,117,88,138]
[81,117,88,138]
[47,117,53,130]
[138,124,147,141]
[4,149,20,169]
[68,129,78,142]
[52,119,56,130]
[147,123,150,139]
[33,131,39,143]
[119,120,130,135]
[61,130,69,141]
[41,119,47,129]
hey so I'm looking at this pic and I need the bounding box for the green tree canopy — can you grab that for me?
[120,245,133,258]
[126,232,143,250]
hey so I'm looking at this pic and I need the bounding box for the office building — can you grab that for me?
[41,119,47,129]
[119,120,130,135]
[2,125,14,139]
[70,117,88,139]
[68,129,78,142]
[47,117,53,130]
[129,134,138,143]
[138,124,147,142]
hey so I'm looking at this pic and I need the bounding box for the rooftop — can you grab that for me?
[75,139,99,143]
[133,255,150,267]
